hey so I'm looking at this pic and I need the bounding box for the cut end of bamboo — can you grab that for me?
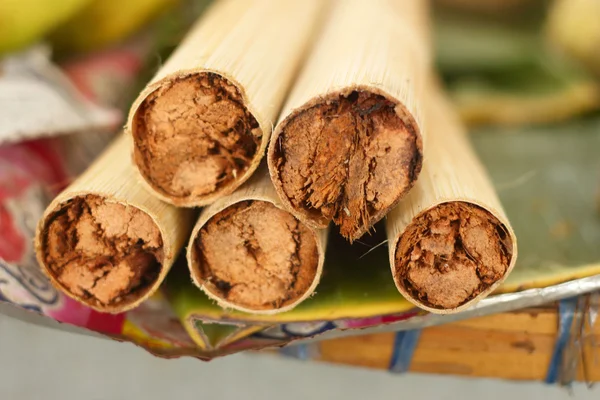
[269,88,422,241]
[37,194,165,313]
[131,72,262,207]
[189,200,321,314]
[393,202,514,313]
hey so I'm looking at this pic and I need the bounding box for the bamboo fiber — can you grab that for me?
[187,167,328,315]
[126,0,325,207]
[268,0,431,241]
[386,85,518,314]
[35,134,194,313]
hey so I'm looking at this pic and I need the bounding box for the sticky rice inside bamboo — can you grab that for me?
[393,202,513,310]
[131,72,261,205]
[40,195,164,309]
[190,200,320,312]
[271,89,422,240]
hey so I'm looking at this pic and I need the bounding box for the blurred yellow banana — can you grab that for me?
[49,0,178,53]
[547,0,600,75]
[0,0,91,55]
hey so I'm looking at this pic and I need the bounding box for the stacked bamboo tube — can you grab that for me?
[386,85,517,314]
[126,0,325,207]
[268,0,431,241]
[35,0,517,316]
[35,135,195,313]
[186,168,328,314]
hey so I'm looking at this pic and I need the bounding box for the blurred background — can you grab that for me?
[1,0,600,398]
[2,0,599,127]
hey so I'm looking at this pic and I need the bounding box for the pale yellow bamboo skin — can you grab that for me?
[268,0,431,240]
[386,86,518,315]
[187,167,328,315]
[35,134,195,313]
[126,0,325,207]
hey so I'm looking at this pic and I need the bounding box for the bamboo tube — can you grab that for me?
[126,0,325,207]
[187,167,327,315]
[267,0,431,242]
[387,86,517,314]
[35,134,194,313]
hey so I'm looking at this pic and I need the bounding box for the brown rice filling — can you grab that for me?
[395,202,513,309]
[133,73,261,204]
[42,195,163,308]
[194,201,319,311]
[272,91,421,240]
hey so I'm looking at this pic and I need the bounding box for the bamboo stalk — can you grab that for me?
[126,0,325,207]
[35,134,194,313]
[386,85,518,314]
[267,0,431,241]
[187,167,327,315]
